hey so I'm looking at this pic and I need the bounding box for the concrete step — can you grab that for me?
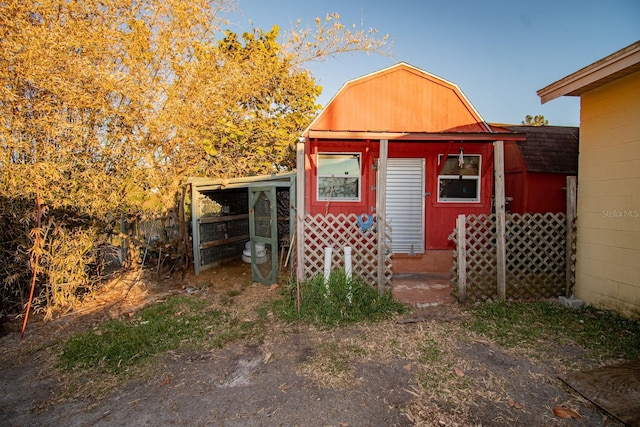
[392,272,455,308]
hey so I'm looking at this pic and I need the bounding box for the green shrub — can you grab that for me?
[273,269,406,327]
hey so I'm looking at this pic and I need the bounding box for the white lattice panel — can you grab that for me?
[449,213,573,302]
[302,213,392,288]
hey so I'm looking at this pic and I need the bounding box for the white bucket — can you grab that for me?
[245,241,266,253]
[241,253,268,264]
[243,248,266,258]
[242,241,268,264]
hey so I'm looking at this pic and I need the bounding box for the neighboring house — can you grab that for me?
[498,125,579,214]
[537,41,640,318]
[297,63,523,277]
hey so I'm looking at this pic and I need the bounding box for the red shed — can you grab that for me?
[499,125,578,214]
[295,63,523,286]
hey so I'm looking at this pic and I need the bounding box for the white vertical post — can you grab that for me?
[456,214,467,303]
[324,247,333,287]
[344,246,352,281]
[494,140,506,301]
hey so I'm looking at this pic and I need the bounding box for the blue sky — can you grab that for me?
[229,0,639,126]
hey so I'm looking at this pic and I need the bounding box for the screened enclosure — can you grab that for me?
[187,173,295,285]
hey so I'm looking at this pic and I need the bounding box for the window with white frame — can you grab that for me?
[438,154,481,202]
[317,153,361,201]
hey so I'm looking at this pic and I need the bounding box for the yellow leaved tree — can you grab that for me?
[0,0,390,322]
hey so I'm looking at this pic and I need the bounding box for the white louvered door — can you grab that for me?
[385,158,425,254]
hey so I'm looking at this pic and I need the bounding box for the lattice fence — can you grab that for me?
[449,213,576,302]
[302,213,392,288]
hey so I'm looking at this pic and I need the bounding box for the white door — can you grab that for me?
[385,158,425,254]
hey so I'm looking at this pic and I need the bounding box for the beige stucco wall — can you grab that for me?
[575,71,640,318]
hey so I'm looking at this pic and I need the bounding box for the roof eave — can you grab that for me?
[537,41,640,104]
[305,130,525,141]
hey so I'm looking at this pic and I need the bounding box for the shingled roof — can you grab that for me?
[503,125,579,174]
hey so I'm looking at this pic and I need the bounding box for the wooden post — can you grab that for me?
[295,140,306,284]
[494,141,506,301]
[191,181,201,275]
[376,139,388,296]
[565,175,577,297]
[456,214,467,303]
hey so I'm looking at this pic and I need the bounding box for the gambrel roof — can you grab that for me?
[304,62,492,137]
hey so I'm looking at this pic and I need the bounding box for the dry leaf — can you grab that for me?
[453,366,465,377]
[508,398,524,409]
[159,376,171,387]
[553,405,581,419]
[339,423,349,427]
[269,284,280,291]
[404,363,413,372]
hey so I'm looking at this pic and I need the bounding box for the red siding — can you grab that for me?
[523,173,568,213]
[504,142,569,214]
[306,140,494,250]
[504,141,527,173]
[505,171,568,213]
[505,171,527,213]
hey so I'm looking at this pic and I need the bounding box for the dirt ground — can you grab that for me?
[0,260,626,426]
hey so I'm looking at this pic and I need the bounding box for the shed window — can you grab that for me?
[438,154,481,202]
[317,153,361,201]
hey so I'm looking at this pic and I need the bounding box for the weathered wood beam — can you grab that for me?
[494,140,506,301]
[377,139,388,296]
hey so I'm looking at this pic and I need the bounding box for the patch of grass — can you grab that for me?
[59,295,253,374]
[272,270,406,327]
[316,342,366,376]
[466,301,640,361]
[417,337,442,363]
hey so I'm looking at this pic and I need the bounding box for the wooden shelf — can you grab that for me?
[200,234,249,250]
[198,213,249,224]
